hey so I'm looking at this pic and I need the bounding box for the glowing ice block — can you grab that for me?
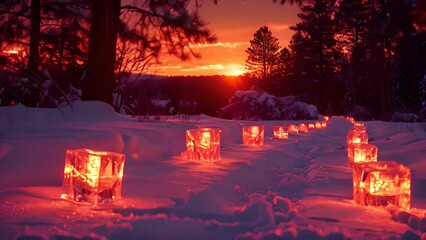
[61,149,126,204]
[347,126,368,146]
[183,128,221,162]
[273,126,289,139]
[242,125,264,145]
[353,161,411,209]
[288,124,299,134]
[298,123,308,133]
[348,143,378,167]
[314,122,322,129]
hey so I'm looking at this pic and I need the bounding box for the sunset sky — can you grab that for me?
[151,0,301,76]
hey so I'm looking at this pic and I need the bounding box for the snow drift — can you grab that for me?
[0,101,425,240]
[218,88,319,120]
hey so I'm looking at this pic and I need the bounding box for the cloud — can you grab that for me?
[269,24,291,31]
[181,64,225,72]
[191,42,249,49]
[157,65,182,69]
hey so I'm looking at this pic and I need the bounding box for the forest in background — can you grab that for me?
[0,0,425,121]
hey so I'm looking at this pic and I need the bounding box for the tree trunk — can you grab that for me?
[28,0,40,75]
[384,39,393,119]
[82,0,120,105]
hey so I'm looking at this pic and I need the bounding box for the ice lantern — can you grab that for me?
[298,123,308,133]
[273,126,289,139]
[347,127,368,165]
[314,122,322,129]
[184,128,220,162]
[288,124,299,134]
[347,126,368,146]
[348,143,378,167]
[353,161,411,209]
[242,125,264,145]
[61,149,126,204]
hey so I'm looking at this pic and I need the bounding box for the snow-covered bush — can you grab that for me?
[218,87,319,120]
[345,105,374,121]
[391,112,419,122]
[0,68,78,107]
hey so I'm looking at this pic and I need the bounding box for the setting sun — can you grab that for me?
[224,64,246,76]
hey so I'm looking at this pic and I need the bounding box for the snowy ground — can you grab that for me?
[0,101,425,240]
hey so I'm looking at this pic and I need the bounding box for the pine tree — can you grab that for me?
[290,0,342,113]
[0,0,90,106]
[336,0,370,112]
[245,26,281,80]
[83,0,216,105]
[0,0,216,107]
[337,0,417,119]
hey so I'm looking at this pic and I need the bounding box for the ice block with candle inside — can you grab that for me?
[242,125,264,145]
[61,149,126,204]
[353,161,410,209]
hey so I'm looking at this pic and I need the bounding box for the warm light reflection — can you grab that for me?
[314,122,322,129]
[308,123,315,129]
[321,121,327,128]
[324,116,330,121]
[353,161,411,209]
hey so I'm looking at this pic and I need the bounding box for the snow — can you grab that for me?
[219,88,319,120]
[1,101,426,239]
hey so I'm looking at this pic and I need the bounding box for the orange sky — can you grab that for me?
[150,0,301,76]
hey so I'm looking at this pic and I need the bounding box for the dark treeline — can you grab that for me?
[246,0,426,121]
[121,75,254,117]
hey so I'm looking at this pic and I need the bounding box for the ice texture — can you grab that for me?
[242,126,264,145]
[61,149,125,204]
[184,128,221,162]
[273,126,289,139]
[353,161,411,209]
[348,143,378,167]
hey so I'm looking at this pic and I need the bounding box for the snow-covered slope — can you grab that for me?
[0,102,425,240]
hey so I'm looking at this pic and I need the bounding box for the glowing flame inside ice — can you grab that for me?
[251,126,259,136]
[201,131,211,147]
